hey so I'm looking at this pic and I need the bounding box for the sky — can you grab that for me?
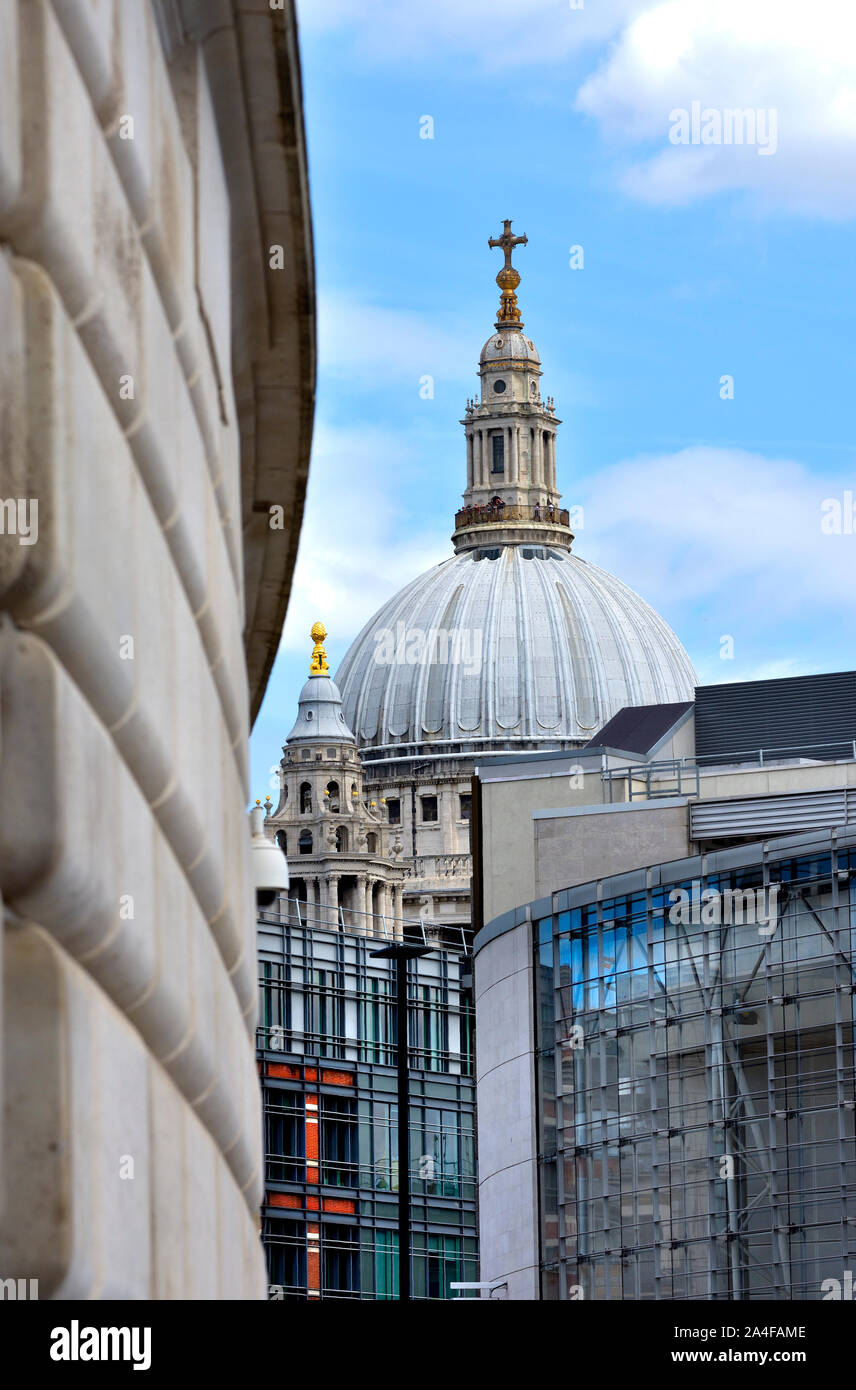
[249,0,856,800]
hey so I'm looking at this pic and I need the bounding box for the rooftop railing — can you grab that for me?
[258,893,472,953]
[602,740,856,802]
[693,738,856,767]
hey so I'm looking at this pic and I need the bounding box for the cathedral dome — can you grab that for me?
[285,673,356,745]
[334,221,697,768]
[336,545,697,760]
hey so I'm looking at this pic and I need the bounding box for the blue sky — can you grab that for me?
[249,0,856,800]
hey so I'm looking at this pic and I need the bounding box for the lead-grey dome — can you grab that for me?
[285,673,356,746]
[479,329,540,366]
[336,545,697,759]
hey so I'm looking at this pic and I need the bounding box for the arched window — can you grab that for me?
[300,782,312,814]
[336,826,349,853]
[366,832,377,854]
[298,830,313,855]
[326,780,340,812]
[275,830,287,855]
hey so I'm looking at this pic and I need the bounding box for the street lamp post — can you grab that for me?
[370,941,432,1302]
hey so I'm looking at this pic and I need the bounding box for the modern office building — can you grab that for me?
[0,0,314,1298]
[257,629,478,1299]
[472,671,856,1299]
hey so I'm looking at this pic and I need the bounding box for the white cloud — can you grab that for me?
[280,420,451,655]
[298,0,856,217]
[318,291,471,386]
[296,0,647,70]
[574,445,856,634]
[576,0,856,217]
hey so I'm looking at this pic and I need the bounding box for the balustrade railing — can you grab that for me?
[405,854,472,880]
[454,501,570,528]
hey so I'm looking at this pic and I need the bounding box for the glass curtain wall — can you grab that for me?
[535,835,856,1300]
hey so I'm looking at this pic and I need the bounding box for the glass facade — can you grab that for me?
[259,905,478,1299]
[534,830,856,1300]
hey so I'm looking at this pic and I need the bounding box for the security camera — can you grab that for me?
[249,802,289,907]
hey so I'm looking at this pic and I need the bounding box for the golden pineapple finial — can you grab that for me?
[309,621,329,675]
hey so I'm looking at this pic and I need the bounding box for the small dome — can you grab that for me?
[285,673,356,745]
[336,546,696,759]
[479,330,541,367]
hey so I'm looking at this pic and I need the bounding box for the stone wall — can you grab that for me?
[533,801,692,899]
[473,918,539,1299]
[0,0,314,1299]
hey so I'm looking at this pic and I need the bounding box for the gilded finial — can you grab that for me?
[488,219,528,328]
[309,621,329,676]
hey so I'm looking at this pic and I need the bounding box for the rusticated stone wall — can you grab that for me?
[0,0,314,1299]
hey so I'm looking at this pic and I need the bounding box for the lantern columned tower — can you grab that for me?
[453,219,571,554]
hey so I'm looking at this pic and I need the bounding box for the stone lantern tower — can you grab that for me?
[266,623,406,932]
[454,218,570,554]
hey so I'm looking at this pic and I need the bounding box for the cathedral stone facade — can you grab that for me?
[266,625,407,935]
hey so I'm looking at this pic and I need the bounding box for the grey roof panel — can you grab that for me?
[585,701,694,756]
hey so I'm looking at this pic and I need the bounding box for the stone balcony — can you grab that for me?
[404,853,473,885]
[453,501,573,554]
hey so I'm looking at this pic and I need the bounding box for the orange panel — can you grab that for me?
[322,1197,356,1214]
[305,1115,319,1159]
[267,1063,301,1080]
[321,1069,354,1087]
[268,1192,301,1209]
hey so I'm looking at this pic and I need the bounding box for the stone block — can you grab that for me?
[0,2,21,224]
[0,251,27,596]
[92,983,153,1299]
[0,924,152,1299]
[147,1055,188,1300]
[127,830,194,1065]
[50,0,116,116]
[0,2,98,320]
[162,373,214,623]
[0,630,119,959]
[196,58,232,413]
[182,1102,219,1299]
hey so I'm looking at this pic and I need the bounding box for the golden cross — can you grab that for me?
[488,219,528,271]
